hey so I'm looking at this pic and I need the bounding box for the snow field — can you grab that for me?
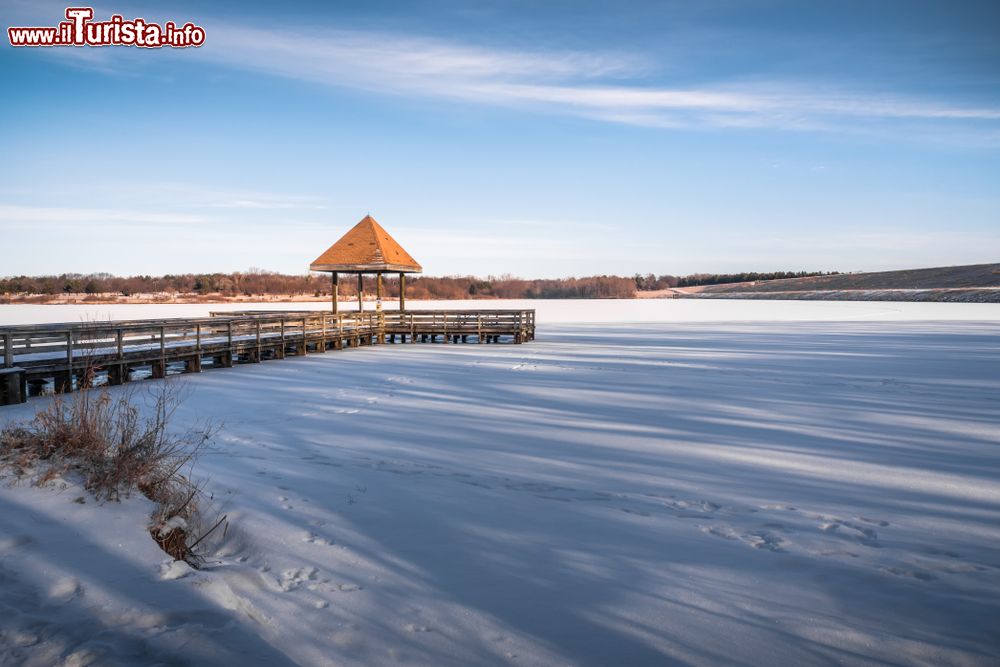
[0,303,998,665]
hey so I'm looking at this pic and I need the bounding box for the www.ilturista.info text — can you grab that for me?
[8,7,205,48]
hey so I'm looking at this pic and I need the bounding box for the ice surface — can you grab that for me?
[1,301,998,665]
[2,297,1000,327]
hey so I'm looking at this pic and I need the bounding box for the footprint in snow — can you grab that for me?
[302,532,333,546]
[819,518,880,546]
[336,583,363,592]
[620,508,651,517]
[64,646,107,667]
[855,516,890,527]
[742,530,788,552]
[702,525,739,541]
[0,535,33,553]
[4,629,40,648]
[881,566,936,581]
[48,577,82,605]
[701,525,788,552]
[404,623,432,633]
[661,497,721,514]
[923,546,961,558]
[278,567,318,592]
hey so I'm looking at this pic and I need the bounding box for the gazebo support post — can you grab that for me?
[376,273,385,342]
[308,215,422,315]
[331,272,339,314]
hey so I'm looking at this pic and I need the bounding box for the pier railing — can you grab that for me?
[0,309,535,404]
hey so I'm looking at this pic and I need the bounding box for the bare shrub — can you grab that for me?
[0,380,220,566]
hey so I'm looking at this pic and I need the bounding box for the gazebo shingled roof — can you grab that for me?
[310,215,422,273]
[310,215,421,313]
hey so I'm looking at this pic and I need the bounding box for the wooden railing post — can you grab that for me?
[66,331,73,368]
[227,321,233,350]
[2,333,11,368]
[116,329,124,360]
[256,319,262,360]
[196,324,202,353]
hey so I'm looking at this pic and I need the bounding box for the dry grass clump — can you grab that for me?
[0,379,221,565]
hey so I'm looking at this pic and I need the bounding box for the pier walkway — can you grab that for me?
[0,309,535,405]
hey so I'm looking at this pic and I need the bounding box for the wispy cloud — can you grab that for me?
[197,23,1000,132]
[205,25,643,88]
[0,205,207,227]
[212,198,327,210]
[9,0,999,135]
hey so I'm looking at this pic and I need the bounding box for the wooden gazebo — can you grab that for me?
[309,215,422,313]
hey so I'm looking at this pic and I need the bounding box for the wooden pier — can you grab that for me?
[0,309,535,405]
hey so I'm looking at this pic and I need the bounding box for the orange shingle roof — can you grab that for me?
[310,215,423,273]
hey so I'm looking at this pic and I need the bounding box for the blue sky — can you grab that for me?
[1,0,998,278]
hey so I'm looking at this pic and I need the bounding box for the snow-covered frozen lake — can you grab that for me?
[1,300,998,665]
[2,298,1000,325]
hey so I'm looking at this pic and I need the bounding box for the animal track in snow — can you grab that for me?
[48,577,82,605]
[619,507,651,516]
[855,516,890,527]
[701,524,789,552]
[404,623,432,633]
[657,497,721,515]
[336,583,363,592]
[742,529,789,552]
[0,535,33,553]
[818,518,880,546]
[278,567,318,592]
[881,566,936,581]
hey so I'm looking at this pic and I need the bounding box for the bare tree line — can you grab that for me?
[0,269,835,301]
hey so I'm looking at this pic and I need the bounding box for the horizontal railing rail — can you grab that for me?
[0,309,536,394]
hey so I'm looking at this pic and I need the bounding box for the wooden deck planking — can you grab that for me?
[0,309,535,404]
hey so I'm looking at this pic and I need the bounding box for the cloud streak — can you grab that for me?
[0,205,208,227]
[198,24,1000,132]
[9,0,998,134]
